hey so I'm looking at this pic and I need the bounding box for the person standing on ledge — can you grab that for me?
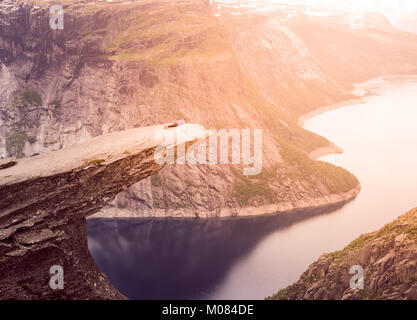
[165,118,187,128]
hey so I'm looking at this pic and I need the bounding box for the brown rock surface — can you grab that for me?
[0,123,207,299]
[0,0,368,218]
[268,208,417,300]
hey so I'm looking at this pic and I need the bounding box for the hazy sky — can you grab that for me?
[222,0,417,16]
[272,0,417,15]
[286,0,416,12]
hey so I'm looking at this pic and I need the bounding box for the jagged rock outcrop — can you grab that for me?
[0,123,207,299]
[268,208,417,300]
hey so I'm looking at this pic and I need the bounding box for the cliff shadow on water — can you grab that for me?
[87,201,349,300]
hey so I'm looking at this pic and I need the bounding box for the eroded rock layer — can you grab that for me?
[0,124,206,299]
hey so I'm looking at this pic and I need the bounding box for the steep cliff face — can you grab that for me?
[0,0,366,218]
[1,1,417,220]
[268,208,417,300]
[0,123,207,299]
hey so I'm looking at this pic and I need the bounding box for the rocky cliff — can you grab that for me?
[2,1,417,219]
[1,0,417,301]
[268,207,417,300]
[0,0,365,219]
[0,123,207,299]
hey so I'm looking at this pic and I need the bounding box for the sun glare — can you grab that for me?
[240,0,417,16]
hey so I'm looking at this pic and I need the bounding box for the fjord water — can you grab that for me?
[87,79,417,300]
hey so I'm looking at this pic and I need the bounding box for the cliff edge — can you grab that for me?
[0,123,207,299]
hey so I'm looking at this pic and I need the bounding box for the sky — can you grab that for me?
[278,0,417,14]
[219,0,417,17]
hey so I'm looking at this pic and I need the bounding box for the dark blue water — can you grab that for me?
[87,204,346,300]
[87,79,417,299]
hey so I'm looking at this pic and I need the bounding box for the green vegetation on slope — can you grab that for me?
[231,167,278,206]
[18,0,361,212]
[326,208,417,261]
[12,90,42,108]
[279,141,359,194]
[5,129,36,158]
[22,90,42,105]
[267,207,417,300]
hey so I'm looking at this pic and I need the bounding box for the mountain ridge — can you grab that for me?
[1,0,417,219]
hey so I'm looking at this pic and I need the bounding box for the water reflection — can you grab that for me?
[88,78,417,300]
[87,202,347,300]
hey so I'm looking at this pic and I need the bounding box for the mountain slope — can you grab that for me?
[268,207,417,300]
[1,1,417,218]
[286,12,417,84]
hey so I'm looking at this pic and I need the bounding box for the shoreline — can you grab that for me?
[298,97,365,128]
[299,75,417,128]
[93,98,367,220]
[94,75,417,220]
[91,184,361,219]
[94,95,365,220]
[92,94,363,220]
[308,144,343,160]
